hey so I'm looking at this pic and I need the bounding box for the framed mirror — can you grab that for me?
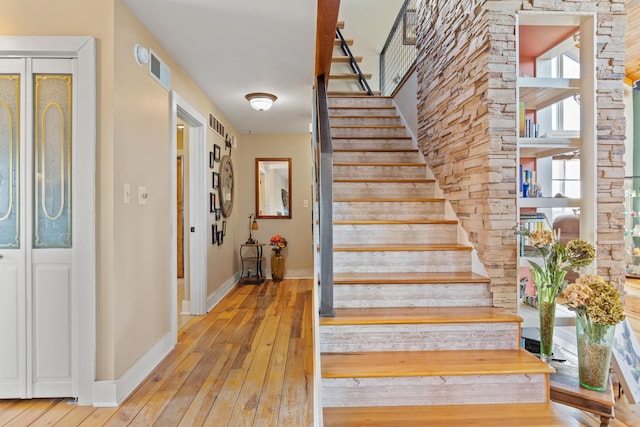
[256,158,292,219]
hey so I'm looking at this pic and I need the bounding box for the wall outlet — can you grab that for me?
[138,186,148,205]
[303,199,308,208]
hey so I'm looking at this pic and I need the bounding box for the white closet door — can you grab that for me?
[0,57,75,398]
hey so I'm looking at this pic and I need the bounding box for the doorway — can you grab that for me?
[176,122,194,329]
[170,92,207,338]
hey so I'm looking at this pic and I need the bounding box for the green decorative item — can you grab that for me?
[515,226,595,363]
[564,274,625,391]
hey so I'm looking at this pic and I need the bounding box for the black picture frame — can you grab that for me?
[209,151,215,168]
[212,172,219,189]
[213,144,221,161]
[217,230,223,245]
[403,9,416,45]
[222,220,227,236]
[215,208,221,221]
[212,224,218,244]
[210,192,216,213]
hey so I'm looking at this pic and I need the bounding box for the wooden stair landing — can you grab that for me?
[323,403,581,426]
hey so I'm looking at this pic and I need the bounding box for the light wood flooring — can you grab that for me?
[2,277,640,426]
[0,278,314,426]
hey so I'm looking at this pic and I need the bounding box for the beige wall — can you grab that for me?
[1,0,250,382]
[236,134,314,277]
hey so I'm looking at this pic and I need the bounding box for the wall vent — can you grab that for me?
[148,50,170,90]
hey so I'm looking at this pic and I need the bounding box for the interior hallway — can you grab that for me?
[0,278,314,426]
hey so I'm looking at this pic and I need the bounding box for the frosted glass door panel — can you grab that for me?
[33,75,71,248]
[0,74,19,248]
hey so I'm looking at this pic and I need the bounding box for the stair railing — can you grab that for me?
[335,28,374,96]
[380,0,417,96]
[315,74,335,317]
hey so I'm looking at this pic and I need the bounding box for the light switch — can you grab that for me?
[124,183,130,204]
[138,186,148,205]
[303,199,309,208]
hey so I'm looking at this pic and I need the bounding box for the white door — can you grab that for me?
[0,57,76,398]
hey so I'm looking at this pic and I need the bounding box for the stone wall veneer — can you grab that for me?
[416,0,626,309]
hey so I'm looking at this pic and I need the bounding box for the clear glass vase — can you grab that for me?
[537,285,557,363]
[576,314,616,391]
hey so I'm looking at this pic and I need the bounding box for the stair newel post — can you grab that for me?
[316,74,335,317]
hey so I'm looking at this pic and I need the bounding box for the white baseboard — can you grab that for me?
[181,299,190,315]
[206,272,241,312]
[93,331,174,407]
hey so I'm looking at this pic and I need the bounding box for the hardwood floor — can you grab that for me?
[3,276,640,426]
[0,278,314,426]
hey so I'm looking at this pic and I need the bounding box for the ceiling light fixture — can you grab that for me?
[245,93,277,111]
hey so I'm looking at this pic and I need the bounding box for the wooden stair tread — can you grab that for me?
[334,219,457,225]
[329,73,373,80]
[323,403,580,426]
[328,95,392,99]
[331,136,411,140]
[320,306,522,326]
[336,21,344,29]
[330,115,401,119]
[329,105,395,109]
[331,125,405,129]
[327,90,382,96]
[334,39,354,46]
[321,349,554,378]
[333,271,489,284]
[334,178,434,183]
[333,197,444,202]
[333,243,472,252]
[333,162,424,167]
[334,148,415,153]
[331,55,362,62]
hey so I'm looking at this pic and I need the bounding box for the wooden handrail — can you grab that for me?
[316,74,335,317]
[315,0,341,78]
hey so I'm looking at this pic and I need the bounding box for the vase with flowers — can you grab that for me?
[270,234,287,281]
[563,274,625,391]
[516,227,595,362]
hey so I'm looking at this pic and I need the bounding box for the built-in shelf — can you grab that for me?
[519,197,580,209]
[518,137,581,158]
[518,77,581,110]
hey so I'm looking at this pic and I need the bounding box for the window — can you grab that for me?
[552,158,581,198]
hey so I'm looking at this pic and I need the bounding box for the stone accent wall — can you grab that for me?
[416,0,626,310]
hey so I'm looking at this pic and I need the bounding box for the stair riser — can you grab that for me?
[333,223,458,245]
[329,107,397,117]
[333,201,445,221]
[333,283,492,308]
[328,97,394,108]
[319,323,520,352]
[333,151,421,163]
[333,139,415,151]
[330,117,402,126]
[333,165,425,180]
[332,127,408,138]
[322,374,549,407]
[333,182,435,199]
[333,250,471,273]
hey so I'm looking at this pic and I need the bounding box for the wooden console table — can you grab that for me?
[550,360,615,426]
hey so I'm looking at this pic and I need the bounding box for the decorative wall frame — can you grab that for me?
[403,9,416,45]
[209,151,215,168]
[213,144,221,161]
[210,193,216,213]
[222,220,227,236]
[212,224,218,244]
[213,172,219,189]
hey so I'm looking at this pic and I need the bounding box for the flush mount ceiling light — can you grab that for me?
[133,44,150,66]
[245,93,277,111]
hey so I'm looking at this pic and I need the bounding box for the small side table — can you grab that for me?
[239,243,265,285]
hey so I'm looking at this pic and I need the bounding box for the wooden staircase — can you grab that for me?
[320,95,580,426]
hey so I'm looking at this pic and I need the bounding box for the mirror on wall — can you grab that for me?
[256,158,292,219]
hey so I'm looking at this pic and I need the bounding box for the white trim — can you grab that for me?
[0,35,96,405]
[181,300,190,315]
[206,273,241,312]
[92,331,174,407]
[170,92,207,334]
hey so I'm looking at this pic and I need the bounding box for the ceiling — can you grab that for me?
[122,0,317,135]
[122,0,640,136]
